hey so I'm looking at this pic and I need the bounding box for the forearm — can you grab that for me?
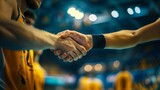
[136,18,160,43]
[87,18,160,49]
[103,18,160,49]
[103,30,138,49]
[0,18,58,50]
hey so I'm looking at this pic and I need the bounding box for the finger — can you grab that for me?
[57,32,63,35]
[69,32,79,40]
[63,59,67,62]
[60,31,76,39]
[61,34,69,39]
[63,31,85,47]
[64,55,73,62]
[54,50,61,55]
[73,50,81,61]
[68,58,73,62]
[77,45,87,56]
[67,51,78,61]
[63,54,72,62]
[57,30,69,35]
[59,30,70,38]
[58,53,67,59]
[72,45,83,59]
[72,40,87,56]
[66,31,81,41]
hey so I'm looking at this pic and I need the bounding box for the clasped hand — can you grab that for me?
[53,30,92,62]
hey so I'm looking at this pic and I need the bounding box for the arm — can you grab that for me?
[0,17,57,50]
[0,1,58,50]
[104,18,160,49]
[0,17,87,61]
[59,18,160,50]
[0,0,86,61]
[54,18,160,61]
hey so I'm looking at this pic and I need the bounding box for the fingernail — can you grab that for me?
[63,53,67,57]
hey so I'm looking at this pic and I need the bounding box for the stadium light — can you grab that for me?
[89,14,97,21]
[67,7,84,20]
[84,64,93,72]
[135,6,141,14]
[127,8,134,15]
[111,10,119,18]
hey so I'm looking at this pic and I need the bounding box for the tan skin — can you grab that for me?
[54,18,160,62]
[0,0,87,61]
[24,10,42,62]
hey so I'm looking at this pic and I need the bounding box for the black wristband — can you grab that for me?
[92,35,106,49]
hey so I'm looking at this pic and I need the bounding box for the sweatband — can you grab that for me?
[92,35,106,49]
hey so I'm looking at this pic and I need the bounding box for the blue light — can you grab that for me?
[135,6,141,14]
[89,14,97,21]
[111,10,119,18]
[127,8,134,15]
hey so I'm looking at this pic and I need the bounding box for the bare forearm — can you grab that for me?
[52,18,159,61]
[103,30,138,49]
[136,18,160,43]
[103,18,160,49]
[0,18,58,50]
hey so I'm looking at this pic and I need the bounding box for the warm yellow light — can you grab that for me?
[94,64,103,71]
[75,12,84,20]
[84,64,93,72]
[67,7,84,20]
[113,60,120,68]
[67,7,76,16]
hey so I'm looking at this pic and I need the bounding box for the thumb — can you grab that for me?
[61,31,84,46]
[60,31,75,39]
[60,33,70,39]
[59,30,71,39]
[67,31,84,45]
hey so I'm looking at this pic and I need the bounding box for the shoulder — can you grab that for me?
[0,0,17,19]
[1,0,17,8]
[10,0,19,18]
[7,0,18,19]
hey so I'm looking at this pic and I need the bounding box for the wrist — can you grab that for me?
[91,34,106,49]
[49,34,60,50]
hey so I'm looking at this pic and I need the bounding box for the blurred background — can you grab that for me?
[33,0,160,90]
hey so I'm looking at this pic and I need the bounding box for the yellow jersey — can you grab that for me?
[90,78,103,90]
[78,76,91,90]
[78,76,103,90]
[2,11,34,90]
[33,61,45,90]
[115,71,133,90]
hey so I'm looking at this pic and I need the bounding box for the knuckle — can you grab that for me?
[81,47,85,51]
[58,56,62,59]
[69,59,73,62]
[66,30,69,32]
[79,55,82,58]
[74,58,78,61]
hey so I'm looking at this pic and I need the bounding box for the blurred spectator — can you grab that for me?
[78,72,103,90]
[115,66,133,90]
[33,50,46,90]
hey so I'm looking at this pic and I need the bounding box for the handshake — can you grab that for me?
[53,30,94,62]
[47,18,160,62]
